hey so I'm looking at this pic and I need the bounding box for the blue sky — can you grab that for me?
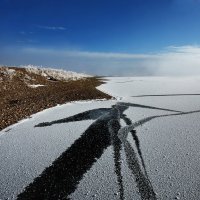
[1,0,200,75]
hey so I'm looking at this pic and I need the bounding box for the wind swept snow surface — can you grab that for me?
[1,77,200,199]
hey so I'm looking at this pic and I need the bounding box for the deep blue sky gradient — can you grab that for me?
[1,0,200,75]
[1,0,200,52]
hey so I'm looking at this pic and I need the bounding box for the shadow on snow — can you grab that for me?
[18,101,200,200]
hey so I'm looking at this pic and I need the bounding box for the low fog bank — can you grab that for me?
[1,45,200,76]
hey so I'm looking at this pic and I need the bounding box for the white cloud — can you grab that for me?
[1,45,200,76]
[16,39,37,44]
[19,31,26,35]
[37,25,66,30]
[149,46,200,75]
[24,48,157,59]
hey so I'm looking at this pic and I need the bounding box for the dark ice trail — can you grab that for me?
[35,108,111,127]
[18,101,200,200]
[131,93,200,97]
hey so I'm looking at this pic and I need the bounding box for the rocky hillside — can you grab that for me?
[0,66,111,131]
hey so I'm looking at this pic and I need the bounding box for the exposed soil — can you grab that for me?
[0,67,112,131]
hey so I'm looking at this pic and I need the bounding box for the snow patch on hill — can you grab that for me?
[24,65,91,81]
[28,84,46,88]
[0,67,16,80]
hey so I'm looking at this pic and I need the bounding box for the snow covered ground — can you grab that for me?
[27,84,45,88]
[1,77,200,199]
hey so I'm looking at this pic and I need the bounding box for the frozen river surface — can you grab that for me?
[1,77,200,199]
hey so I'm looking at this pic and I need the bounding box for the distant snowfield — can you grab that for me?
[1,77,200,199]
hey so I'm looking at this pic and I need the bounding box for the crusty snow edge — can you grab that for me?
[23,65,91,81]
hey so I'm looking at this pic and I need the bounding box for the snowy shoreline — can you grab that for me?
[0,66,111,131]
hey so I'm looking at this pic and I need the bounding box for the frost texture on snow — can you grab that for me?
[1,77,200,200]
[24,65,91,81]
